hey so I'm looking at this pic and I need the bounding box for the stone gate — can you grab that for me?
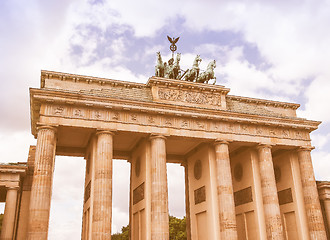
[1,70,330,239]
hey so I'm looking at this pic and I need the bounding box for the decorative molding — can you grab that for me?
[234,186,253,206]
[133,182,145,205]
[234,163,243,182]
[30,88,320,136]
[278,188,293,205]
[194,186,206,205]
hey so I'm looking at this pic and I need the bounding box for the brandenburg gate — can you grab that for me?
[1,64,330,239]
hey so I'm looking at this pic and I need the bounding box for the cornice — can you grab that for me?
[227,95,300,110]
[0,164,28,175]
[40,70,146,89]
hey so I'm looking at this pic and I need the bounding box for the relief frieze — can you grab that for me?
[278,188,293,205]
[148,116,155,124]
[196,120,206,129]
[234,186,253,206]
[45,105,309,141]
[158,87,221,106]
[181,119,189,128]
[133,182,145,205]
[194,186,206,205]
[54,106,64,115]
[112,112,120,120]
[73,108,84,118]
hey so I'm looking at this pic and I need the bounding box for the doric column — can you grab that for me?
[27,125,57,240]
[92,130,114,239]
[214,140,238,240]
[0,187,19,240]
[298,147,327,239]
[150,135,169,240]
[257,144,284,240]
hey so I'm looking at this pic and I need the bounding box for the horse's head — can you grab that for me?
[193,55,202,67]
[209,60,216,69]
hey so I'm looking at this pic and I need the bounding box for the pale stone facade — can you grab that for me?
[1,70,330,239]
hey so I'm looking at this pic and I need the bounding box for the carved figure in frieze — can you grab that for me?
[184,55,202,82]
[196,60,216,85]
[155,52,165,77]
[54,106,64,115]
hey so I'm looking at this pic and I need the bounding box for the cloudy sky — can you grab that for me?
[1,0,330,239]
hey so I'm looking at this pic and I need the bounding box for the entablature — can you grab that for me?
[30,87,320,148]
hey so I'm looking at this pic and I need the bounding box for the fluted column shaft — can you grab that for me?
[0,187,19,240]
[92,130,114,240]
[298,148,327,239]
[214,140,238,240]
[27,126,57,240]
[184,162,192,240]
[150,135,169,240]
[257,145,284,240]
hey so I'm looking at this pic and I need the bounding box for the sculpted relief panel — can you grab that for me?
[157,87,222,107]
[45,104,310,141]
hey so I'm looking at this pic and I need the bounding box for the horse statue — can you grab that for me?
[155,52,164,77]
[184,55,202,82]
[196,60,216,84]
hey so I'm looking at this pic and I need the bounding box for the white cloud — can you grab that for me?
[0,131,35,163]
[312,150,330,181]
[300,75,330,123]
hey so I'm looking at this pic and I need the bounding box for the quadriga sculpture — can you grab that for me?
[155,52,217,84]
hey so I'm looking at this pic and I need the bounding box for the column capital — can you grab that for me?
[256,143,273,150]
[96,129,115,136]
[214,139,231,146]
[297,146,315,152]
[6,186,19,191]
[36,125,57,133]
[149,134,167,141]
